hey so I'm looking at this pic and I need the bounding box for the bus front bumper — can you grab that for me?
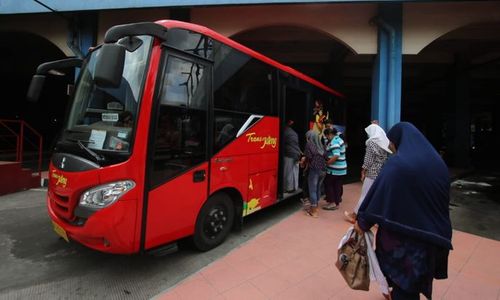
[47,196,139,254]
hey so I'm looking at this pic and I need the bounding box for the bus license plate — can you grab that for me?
[52,221,69,242]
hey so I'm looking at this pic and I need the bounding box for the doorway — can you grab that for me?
[278,85,310,199]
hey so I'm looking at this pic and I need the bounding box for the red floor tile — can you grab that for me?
[255,247,291,268]
[271,280,329,300]
[157,290,182,300]
[200,260,232,277]
[228,256,270,281]
[222,282,268,300]
[171,277,220,300]
[271,259,312,285]
[202,264,249,293]
[155,182,500,300]
[443,272,500,299]
[250,269,293,297]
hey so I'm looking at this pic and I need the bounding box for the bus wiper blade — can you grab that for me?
[69,139,106,163]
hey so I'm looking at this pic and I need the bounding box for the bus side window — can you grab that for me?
[212,43,275,153]
[214,58,273,116]
[213,113,247,152]
[151,55,209,187]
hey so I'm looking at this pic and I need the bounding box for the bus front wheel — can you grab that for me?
[193,193,235,251]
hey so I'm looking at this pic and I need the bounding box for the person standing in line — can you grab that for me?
[283,119,302,193]
[323,127,347,210]
[318,118,335,199]
[321,119,334,147]
[355,122,453,300]
[304,130,327,217]
[344,122,392,223]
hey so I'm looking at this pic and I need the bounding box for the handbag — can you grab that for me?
[335,229,370,291]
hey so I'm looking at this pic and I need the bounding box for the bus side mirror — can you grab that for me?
[94,44,125,88]
[27,75,46,103]
[26,57,82,103]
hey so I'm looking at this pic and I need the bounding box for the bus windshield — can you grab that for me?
[56,36,152,164]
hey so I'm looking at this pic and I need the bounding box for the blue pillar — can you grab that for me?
[77,15,96,57]
[68,13,97,79]
[371,4,402,131]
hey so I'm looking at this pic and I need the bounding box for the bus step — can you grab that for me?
[147,243,179,257]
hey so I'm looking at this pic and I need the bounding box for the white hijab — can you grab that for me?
[365,124,392,153]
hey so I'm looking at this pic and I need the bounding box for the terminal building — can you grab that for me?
[1,0,499,172]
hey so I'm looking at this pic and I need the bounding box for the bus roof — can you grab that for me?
[156,20,344,99]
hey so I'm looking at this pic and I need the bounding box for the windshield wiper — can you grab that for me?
[68,139,106,163]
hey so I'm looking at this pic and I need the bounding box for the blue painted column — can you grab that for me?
[371,4,402,131]
[69,13,97,79]
[77,14,97,57]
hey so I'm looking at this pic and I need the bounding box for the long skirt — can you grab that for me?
[354,177,374,213]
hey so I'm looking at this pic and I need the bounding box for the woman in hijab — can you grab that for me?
[304,130,327,217]
[344,122,392,223]
[355,122,452,300]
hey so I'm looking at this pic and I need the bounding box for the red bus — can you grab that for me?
[29,20,344,254]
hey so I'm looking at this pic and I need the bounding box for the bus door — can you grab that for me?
[279,84,310,198]
[144,52,212,250]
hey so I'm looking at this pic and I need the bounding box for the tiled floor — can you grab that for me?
[155,183,500,300]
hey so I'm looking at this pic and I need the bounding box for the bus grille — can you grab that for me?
[50,191,76,222]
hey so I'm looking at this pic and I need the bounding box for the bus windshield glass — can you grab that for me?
[57,36,152,164]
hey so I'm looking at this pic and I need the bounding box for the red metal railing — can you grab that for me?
[0,119,43,175]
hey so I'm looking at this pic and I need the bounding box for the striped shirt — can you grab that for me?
[362,140,389,179]
[326,135,347,176]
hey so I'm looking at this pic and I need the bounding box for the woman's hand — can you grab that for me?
[360,169,366,182]
[354,221,364,234]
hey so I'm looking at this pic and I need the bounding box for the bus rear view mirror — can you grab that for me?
[94,44,126,88]
[27,75,46,103]
[26,57,83,103]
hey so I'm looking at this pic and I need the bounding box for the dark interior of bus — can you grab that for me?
[278,84,311,199]
[278,78,340,201]
[284,87,309,150]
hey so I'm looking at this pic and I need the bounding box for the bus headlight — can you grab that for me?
[79,180,135,209]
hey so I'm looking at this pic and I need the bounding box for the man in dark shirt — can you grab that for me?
[283,119,302,193]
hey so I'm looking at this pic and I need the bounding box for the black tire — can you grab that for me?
[193,193,235,251]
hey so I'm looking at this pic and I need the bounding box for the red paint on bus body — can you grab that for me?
[47,41,163,254]
[46,21,341,254]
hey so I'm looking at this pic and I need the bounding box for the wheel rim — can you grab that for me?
[203,205,229,240]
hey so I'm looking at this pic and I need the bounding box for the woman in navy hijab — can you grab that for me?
[355,122,452,300]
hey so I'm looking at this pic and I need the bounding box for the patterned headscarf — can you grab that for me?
[306,130,324,155]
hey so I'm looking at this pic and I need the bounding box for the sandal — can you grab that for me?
[300,197,311,206]
[322,204,338,211]
[300,199,311,212]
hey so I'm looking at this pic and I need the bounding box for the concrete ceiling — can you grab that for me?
[232,25,352,77]
[231,22,500,106]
